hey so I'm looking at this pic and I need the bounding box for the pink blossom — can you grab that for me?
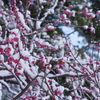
[40,44,46,48]
[47,47,52,50]
[87,13,95,18]
[58,62,65,65]
[64,9,70,14]
[12,0,16,3]
[33,80,38,84]
[96,62,100,65]
[5,38,11,44]
[90,27,95,34]
[17,66,22,70]
[57,69,64,74]
[72,63,76,67]
[7,57,14,64]
[23,57,29,61]
[64,43,68,47]
[32,96,37,99]
[93,74,97,77]
[46,26,55,31]
[5,52,11,56]
[94,84,97,87]
[96,10,100,14]
[13,37,19,42]
[40,60,45,67]
[69,11,76,17]
[27,89,31,93]
[54,90,62,95]
[37,42,41,46]
[61,0,65,3]
[65,20,71,25]
[60,14,67,20]
[29,0,34,3]
[11,32,17,36]
[13,59,19,63]
[68,5,73,9]
[82,89,92,93]
[81,67,85,73]
[69,69,72,71]
[67,52,71,56]
[15,72,23,76]
[83,8,88,15]
[83,25,88,30]
[48,80,51,82]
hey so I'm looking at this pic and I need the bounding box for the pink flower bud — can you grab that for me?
[64,9,70,14]
[83,8,88,15]
[68,5,73,9]
[46,26,55,31]
[83,25,88,30]
[13,37,19,42]
[60,14,67,20]
[96,10,100,14]
[87,13,95,18]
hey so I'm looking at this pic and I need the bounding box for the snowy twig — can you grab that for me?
[13,75,38,100]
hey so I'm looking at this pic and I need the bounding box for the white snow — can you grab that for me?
[18,12,31,31]
[0,83,2,100]
[0,80,18,95]
[20,50,30,57]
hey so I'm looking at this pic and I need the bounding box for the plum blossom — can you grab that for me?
[68,5,73,9]
[87,13,95,18]
[0,0,100,100]
[83,25,88,30]
[64,9,70,14]
[83,8,88,15]
[46,25,55,31]
[96,10,100,14]
[60,14,67,20]
[69,10,76,17]
[90,27,95,34]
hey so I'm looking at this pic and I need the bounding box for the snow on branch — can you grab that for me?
[0,0,100,99]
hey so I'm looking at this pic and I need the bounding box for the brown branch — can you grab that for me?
[48,73,85,79]
[4,80,18,84]
[0,75,14,79]
[13,75,38,100]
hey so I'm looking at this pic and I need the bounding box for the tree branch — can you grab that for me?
[13,75,38,100]
[48,73,85,79]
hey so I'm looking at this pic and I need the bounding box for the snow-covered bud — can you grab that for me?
[83,8,88,15]
[83,25,88,30]
[65,20,71,25]
[46,25,55,31]
[87,13,95,18]
[70,10,76,17]
[60,14,67,20]
[90,27,95,34]
[96,10,100,14]
[64,9,70,14]
[68,5,73,9]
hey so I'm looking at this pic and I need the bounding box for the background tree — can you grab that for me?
[0,0,100,100]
